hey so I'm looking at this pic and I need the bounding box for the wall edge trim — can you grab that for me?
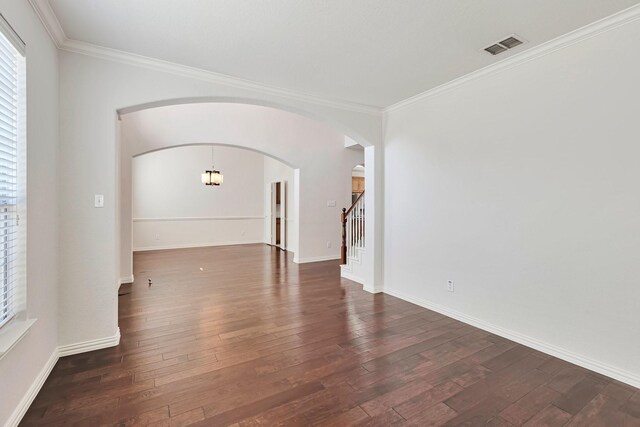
[4,347,59,427]
[294,255,341,264]
[58,328,121,358]
[384,287,640,389]
[119,275,134,285]
[133,241,265,252]
[340,269,365,285]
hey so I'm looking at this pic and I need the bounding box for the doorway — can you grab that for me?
[352,164,365,204]
[269,181,287,249]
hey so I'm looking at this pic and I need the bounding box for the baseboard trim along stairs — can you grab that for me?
[340,247,365,285]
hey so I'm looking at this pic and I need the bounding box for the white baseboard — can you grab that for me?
[294,255,341,264]
[58,328,121,357]
[384,287,640,389]
[6,328,122,426]
[133,241,263,252]
[363,285,383,294]
[119,274,134,285]
[340,268,365,285]
[5,348,59,427]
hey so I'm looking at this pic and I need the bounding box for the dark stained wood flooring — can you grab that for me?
[22,244,640,426]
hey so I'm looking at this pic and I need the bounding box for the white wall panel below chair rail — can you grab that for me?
[132,217,264,251]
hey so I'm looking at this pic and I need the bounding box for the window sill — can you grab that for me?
[0,318,37,361]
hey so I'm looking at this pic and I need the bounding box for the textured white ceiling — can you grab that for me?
[48,0,640,107]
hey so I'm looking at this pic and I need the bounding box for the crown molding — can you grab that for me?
[27,0,66,47]
[385,3,640,113]
[27,0,382,116]
[59,38,381,115]
[28,0,640,116]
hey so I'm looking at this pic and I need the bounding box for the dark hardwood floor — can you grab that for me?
[22,244,640,426]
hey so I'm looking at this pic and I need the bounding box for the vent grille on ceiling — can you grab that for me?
[484,34,526,55]
[485,44,507,55]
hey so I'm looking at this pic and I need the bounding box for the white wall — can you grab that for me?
[132,145,265,251]
[384,18,640,385]
[0,1,59,425]
[263,155,296,253]
[58,48,380,349]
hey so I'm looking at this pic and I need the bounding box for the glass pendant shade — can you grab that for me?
[211,170,223,185]
[202,147,223,186]
[202,169,223,186]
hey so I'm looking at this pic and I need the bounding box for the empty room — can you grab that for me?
[1,1,639,426]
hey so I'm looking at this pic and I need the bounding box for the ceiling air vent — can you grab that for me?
[484,34,526,55]
[485,44,507,56]
[500,36,523,49]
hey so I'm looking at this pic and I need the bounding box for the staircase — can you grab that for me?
[340,191,365,284]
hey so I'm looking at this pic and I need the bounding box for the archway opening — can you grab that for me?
[117,101,374,290]
[129,144,298,257]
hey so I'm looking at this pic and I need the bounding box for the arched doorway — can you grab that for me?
[116,101,380,293]
[128,144,297,258]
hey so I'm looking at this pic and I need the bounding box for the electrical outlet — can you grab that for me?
[155,233,160,240]
[447,280,455,292]
[326,241,332,248]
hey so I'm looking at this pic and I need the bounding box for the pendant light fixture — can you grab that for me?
[201,146,223,186]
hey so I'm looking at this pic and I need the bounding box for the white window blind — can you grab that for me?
[0,15,24,330]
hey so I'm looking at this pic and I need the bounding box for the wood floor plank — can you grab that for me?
[392,381,463,420]
[522,404,572,426]
[198,382,325,426]
[552,374,608,415]
[404,402,458,426]
[359,378,435,417]
[500,385,562,425]
[442,394,511,426]
[19,244,640,426]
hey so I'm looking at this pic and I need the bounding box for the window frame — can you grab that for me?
[0,12,29,355]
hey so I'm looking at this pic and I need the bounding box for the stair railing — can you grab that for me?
[341,191,365,265]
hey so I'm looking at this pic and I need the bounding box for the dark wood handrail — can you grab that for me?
[344,190,365,217]
[341,190,364,264]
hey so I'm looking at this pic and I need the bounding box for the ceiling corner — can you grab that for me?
[27,0,66,47]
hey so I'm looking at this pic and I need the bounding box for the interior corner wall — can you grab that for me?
[118,120,133,284]
[263,155,297,254]
[0,1,60,425]
[383,18,640,385]
[132,145,265,251]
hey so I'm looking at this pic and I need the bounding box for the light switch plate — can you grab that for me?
[327,200,336,207]
[94,194,104,208]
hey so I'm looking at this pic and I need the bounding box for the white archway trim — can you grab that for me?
[134,142,297,169]
[119,97,374,149]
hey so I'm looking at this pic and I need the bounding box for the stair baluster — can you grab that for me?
[341,191,365,265]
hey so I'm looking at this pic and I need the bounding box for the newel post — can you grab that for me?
[341,208,347,265]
